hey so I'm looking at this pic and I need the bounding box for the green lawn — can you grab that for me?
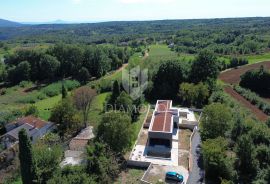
[88,92,111,128]
[35,94,62,120]
[246,52,270,64]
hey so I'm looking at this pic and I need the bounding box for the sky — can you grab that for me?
[0,0,270,22]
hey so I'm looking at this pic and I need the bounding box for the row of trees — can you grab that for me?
[219,57,248,71]
[200,88,270,183]
[234,85,270,115]
[4,44,131,84]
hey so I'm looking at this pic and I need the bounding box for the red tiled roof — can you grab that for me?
[16,116,48,129]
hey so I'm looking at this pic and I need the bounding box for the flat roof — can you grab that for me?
[151,111,174,132]
[156,100,172,112]
[150,100,176,133]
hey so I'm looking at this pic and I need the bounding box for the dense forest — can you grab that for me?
[1,44,131,84]
[1,17,270,56]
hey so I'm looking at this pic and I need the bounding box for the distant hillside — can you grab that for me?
[0,19,22,27]
[0,17,270,45]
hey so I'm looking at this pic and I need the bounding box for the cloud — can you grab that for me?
[119,0,176,4]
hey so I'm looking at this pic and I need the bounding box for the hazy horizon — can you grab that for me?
[1,0,270,23]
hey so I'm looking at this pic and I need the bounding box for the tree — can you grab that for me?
[0,61,7,82]
[190,50,220,83]
[152,60,188,99]
[61,83,67,99]
[33,144,63,183]
[25,105,39,117]
[202,137,235,182]
[50,98,81,138]
[200,103,232,141]
[178,82,209,107]
[18,129,36,184]
[73,87,97,128]
[76,67,90,84]
[8,61,31,84]
[236,134,258,182]
[97,112,134,153]
[115,91,133,113]
[48,166,96,184]
[87,141,120,183]
[178,83,196,106]
[110,80,120,104]
[39,54,60,80]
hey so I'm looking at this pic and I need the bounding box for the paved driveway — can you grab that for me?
[187,129,204,184]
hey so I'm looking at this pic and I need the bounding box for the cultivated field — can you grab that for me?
[219,61,270,84]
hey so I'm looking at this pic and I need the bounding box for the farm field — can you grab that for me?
[246,52,270,64]
[144,44,193,64]
[219,61,270,84]
[219,61,270,121]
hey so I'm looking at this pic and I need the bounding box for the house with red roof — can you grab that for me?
[1,116,55,149]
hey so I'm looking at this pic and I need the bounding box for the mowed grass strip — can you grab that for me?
[88,92,110,128]
[246,52,270,64]
[35,94,62,120]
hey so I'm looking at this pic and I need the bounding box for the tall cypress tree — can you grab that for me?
[61,82,67,99]
[111,80,120,104]
[18,129,36,184]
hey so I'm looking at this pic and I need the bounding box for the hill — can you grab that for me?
[0,19,22,27]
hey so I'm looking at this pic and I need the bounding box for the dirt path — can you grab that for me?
[224,86,268,121]
[104,63,128,79]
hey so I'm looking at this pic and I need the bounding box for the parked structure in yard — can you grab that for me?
[1,116,55,149]
[61,126,94,167]
[69,126,94,151]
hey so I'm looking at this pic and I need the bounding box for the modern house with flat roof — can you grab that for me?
[129,100,199,167]
[147,100,179,158]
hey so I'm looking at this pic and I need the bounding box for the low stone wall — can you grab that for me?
[140,163,153,184]
[188,126,198,172]
[179,121,198,130]
[127,160,151,168]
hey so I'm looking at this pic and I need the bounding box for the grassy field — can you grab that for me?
[35,94,62,120]
[88,92,110,128]
[246,52,270,64]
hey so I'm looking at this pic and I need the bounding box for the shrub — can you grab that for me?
[42,85,60,97]
[19,81,33,88]
[234,85,270,116]
[42,80,80,97]
[0,88,6,95]
[17,95,38,104]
